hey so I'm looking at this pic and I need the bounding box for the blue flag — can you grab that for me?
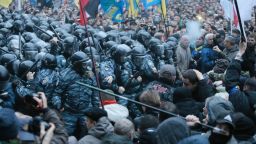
[142,0,161,9]
[100,0,126,22]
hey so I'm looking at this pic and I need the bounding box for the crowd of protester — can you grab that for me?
[0,0,256,144]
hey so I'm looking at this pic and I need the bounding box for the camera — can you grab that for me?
[28,116,50,136]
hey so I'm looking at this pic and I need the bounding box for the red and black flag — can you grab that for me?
[79,0,100,25]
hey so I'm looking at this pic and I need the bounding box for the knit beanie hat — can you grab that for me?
[84,107,108,122]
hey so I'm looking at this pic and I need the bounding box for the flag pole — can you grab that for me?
[233,0,246,42]
[79,0,104,109]
[160,0,169,38]
[230,0,233,34]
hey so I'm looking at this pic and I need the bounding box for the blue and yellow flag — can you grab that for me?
[0,0,12,8]
[128,0,139,18]
[142,0,161,9]
[161,0,166,18]
[100,0,126,22]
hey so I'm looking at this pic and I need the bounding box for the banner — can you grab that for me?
[79,0,89,25]
[85,0,100,18]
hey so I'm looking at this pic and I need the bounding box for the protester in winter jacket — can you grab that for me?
[78,107,114,144]
[176,35,192,79]
[182,69,214,102]
[157,117,190,144]
[213,35,239,62]
[204,96,234,126]
[224,42,256,122]
[173,87,202,118]
[199,33,221,73]
[178,135,210,144]
[230,112,256,142]
[204,114,238,144]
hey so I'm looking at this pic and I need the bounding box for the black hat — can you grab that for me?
[84,107,108,121]
[216,114,235,130]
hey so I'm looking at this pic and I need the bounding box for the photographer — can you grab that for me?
[31,92,68,144]
[0,92,68,144]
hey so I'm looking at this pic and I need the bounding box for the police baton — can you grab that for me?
[49,24,62,41]
[76,81,228,133]
[33,25,53,39]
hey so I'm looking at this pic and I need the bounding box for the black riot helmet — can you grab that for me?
[137,30,151,48]
[164,42,175,60]
[131,45,147,67]
[24,22,34,32]
[7,59,20,76]
[74,29,85,40]
[79,37,96,51]
[12,20,24,33]
[40,30,54,42]
[0,33,6,47]
[63,36,75,59]
[17,60,35,80]
[23,42,38,61]
[104,41,117,50]
[0,65,10,92]
[94,31,107,41]
[83,47,100,63]
[150,44,165,58]
[94,31,107,48]
[22,32,37,42]
[106,31,119,42]
[120,36,130,44]
[0,53,17,67]
[7,39,20,55]
[70,51,92,75]
[124,39,135,48]
[112,44,131,64]
[148,38,162,50]
[41,53,57,69]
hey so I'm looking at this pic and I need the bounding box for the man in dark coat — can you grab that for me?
[225,42,256,123]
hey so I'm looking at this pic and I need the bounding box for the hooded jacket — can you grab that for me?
[178,135,209,144]
[206,96,234,125]
[225,59,256,122]
[173,87,202,118]
[78,117,114,144]
[157,117,190,144]
[222,45,239,62]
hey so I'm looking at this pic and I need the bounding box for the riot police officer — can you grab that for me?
[34,53,59,104]
[0,65,15,109]
[131,45,158,82]
[51,51,99,137]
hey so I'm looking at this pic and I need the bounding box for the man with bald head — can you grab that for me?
[176,35,192,79]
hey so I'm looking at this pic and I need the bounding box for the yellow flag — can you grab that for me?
[161,0,166,18]
[0,0,12,8]
[129,0,135,17]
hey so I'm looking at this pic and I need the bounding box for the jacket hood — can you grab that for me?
[178,135,209,144]
[157,117,190,144]
[206,96,234,125]
[88,117,114,139]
